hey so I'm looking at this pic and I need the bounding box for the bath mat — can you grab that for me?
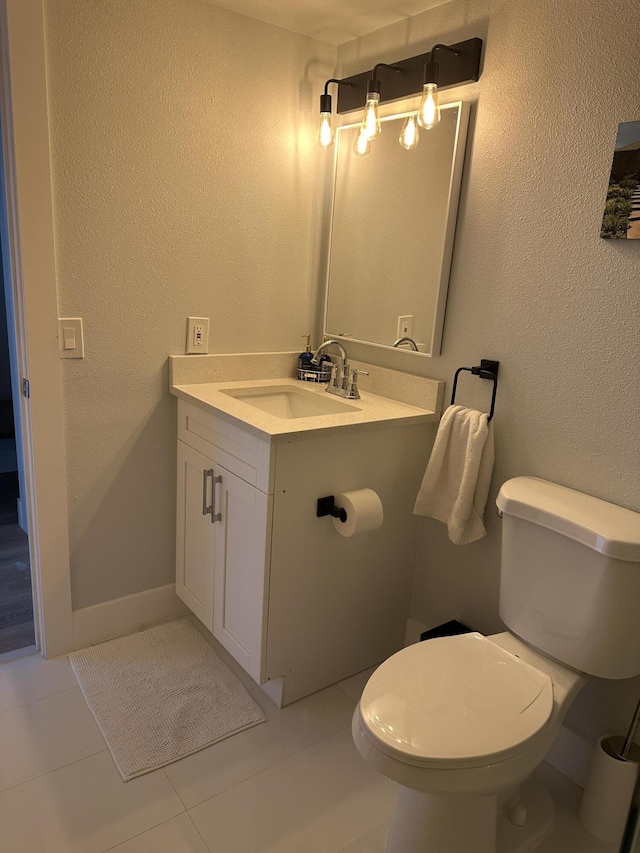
[69,618,265,781]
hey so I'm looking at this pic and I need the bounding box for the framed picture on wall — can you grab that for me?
[601,121,640,239]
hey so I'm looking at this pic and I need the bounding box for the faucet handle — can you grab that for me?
[347,367,369,400]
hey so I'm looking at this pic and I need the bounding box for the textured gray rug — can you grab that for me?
[69,618,265,781]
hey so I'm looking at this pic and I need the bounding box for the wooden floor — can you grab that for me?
[0,472,34,655]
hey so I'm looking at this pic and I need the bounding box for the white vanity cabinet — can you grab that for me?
[174,387,437,706]
[176,400,273,684]
[175,441,216,630]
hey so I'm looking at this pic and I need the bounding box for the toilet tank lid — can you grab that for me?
[496,477,640,562]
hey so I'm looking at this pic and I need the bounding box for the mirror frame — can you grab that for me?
[322,101,470,358]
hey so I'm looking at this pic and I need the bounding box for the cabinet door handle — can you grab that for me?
[211,474,223,523]
[202,468,214,517]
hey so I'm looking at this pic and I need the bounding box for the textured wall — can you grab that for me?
[337,0,640,742]
[43,0,335,608]
[43,0,640,742]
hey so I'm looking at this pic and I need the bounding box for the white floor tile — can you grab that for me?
[0,686,107,791]
[0,634,626,853]
[0,752,184,853]
[105,813,209,853]
[337,667,376,703]
[165,683,356,808]
[534,763,619,853]
[189,729,395,853]
[337,824,387,852]
[338,763,621,853]
[0,652,77,712]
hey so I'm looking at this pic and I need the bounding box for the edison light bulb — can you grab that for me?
[360,92,381,140]
[399,114,420,150]
[353,130,371,157]
[418,83,440,129]
[318,112,334,149]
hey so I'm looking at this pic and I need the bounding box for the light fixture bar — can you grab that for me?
[336,37,482,114]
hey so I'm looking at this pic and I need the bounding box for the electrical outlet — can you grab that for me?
[397,315,413,339]
[186,317,209,354]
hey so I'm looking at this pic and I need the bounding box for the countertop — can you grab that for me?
[170,377,438,442]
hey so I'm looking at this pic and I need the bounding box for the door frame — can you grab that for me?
[0,0,73,657]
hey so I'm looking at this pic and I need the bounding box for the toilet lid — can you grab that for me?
[360,633,553,768]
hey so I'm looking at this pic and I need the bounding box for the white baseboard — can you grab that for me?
[72,583,190,650]
[404,618,592,788]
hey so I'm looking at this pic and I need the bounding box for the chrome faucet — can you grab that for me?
[312,339,348,368]
[311,339,368,400]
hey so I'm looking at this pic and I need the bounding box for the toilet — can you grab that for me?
[352,476,640,853]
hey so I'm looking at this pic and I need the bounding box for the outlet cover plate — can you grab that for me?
[186,317,209,354]
[397,315,413,339]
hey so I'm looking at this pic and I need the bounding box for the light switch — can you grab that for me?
[63,326,76,350]
[58,318,84,359]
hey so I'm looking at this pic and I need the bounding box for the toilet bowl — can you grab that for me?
[353,632,586,796]
[351,478,640,853]
[352,632,587,852]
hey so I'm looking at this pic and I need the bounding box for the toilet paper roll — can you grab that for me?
[332,489,383,537]
[579,735,640,843]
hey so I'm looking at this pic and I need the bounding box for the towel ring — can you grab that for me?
[450,359,499,421]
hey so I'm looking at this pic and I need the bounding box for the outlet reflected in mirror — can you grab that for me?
[324,102,469,357]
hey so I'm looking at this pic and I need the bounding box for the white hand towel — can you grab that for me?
[413,405,494,545]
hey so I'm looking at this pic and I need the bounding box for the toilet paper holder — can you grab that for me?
[316,496,347,523]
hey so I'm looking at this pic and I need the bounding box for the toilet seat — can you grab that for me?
[359,632,553,770]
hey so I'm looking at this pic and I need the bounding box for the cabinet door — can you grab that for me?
[176,440,217,630]
[212,465,271,684]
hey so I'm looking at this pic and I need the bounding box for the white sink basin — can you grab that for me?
[220,385,360,419]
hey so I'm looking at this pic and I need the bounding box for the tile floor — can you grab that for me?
[0,624,621,853]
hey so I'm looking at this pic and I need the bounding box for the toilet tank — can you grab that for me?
[496,477,640,679]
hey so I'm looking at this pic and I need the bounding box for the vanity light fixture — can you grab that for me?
[358,63,401,144]
[329,38,482,153]
[318,78,351,149]
[418,44,461,130]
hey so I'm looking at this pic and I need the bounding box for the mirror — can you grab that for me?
[324,102,469,357]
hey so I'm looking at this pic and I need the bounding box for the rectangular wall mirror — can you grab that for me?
[323,101,470,357]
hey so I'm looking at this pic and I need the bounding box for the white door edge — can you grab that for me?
[0,0,73,658]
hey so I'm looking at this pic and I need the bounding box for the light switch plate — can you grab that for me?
[58,318,84,359]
